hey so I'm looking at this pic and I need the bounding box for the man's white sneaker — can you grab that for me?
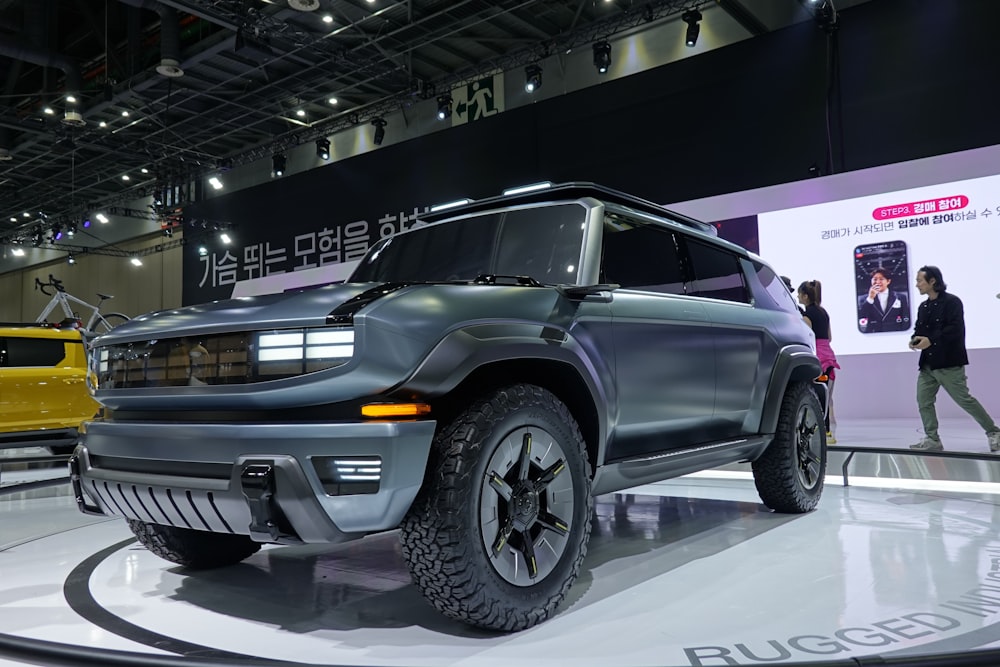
[910,438,943,452]
[988,431,1000,453]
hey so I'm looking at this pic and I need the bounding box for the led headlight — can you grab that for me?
[255,327,354,376]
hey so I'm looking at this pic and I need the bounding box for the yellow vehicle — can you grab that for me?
[0,324,99,454]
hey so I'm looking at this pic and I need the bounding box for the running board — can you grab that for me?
[591,435,773,497]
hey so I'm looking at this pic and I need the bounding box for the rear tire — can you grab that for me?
[752,381,826,513]
[127,519,261,569]
[400,384,593,631]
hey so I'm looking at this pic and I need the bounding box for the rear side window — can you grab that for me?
[601,222,684,295]
[684,240,749,303]
[745,259,802,314]
[0,337,68,367]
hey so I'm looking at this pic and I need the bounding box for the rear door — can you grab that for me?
[682,239,771,438]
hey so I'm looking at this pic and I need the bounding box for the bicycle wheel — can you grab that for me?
[91,313,130,335]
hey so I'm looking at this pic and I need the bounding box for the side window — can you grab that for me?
[745,259,802,314]
[684,239,749,303]
[600,221,684,295]
[4,337,67,367]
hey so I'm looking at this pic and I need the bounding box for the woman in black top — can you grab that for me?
[798,280,840,443]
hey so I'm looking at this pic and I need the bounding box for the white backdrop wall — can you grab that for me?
[671,144,1000,421]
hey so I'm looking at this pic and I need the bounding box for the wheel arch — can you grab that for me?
[392,325,610,476]
[429,358,602,475]
[759,345,824,435]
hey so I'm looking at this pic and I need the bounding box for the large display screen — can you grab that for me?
[757,174,1000,356]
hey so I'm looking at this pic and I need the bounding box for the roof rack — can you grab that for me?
[0,319,82,330]
[418,182,717,236]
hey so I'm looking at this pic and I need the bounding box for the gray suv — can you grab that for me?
[71,183,827,631]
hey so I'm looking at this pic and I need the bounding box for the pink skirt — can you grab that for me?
[816,339,840,380]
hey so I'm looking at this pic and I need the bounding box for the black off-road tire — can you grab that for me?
[127,519,262,569]
[400,383,593,632]
[752,381,826,513]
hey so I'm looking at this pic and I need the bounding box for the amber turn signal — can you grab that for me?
[361,403,431,418]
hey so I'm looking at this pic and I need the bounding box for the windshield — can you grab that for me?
[350,203,587,285]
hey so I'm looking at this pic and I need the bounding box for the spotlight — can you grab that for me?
[67,253,76,265]
[198,245,208,256]
[682,9,702,47]
[808,0,838,32]
[163,226,174,237]
[592,40,611,74]
[371,117,386,145]
[51,223,63,241]
[272,153,286,177]
[316,138,330,160]
[66,221,77,237]
[436,95,452,121]
[82,217,91,228]
[525,64,542,93]
[31,229,43,246]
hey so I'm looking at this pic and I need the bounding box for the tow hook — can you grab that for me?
[240,463,298,542]
[68,455,105,516]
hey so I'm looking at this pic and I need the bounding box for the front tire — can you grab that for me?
[752,381,826,513]
[400,384,593,631]
[127,519,262,569]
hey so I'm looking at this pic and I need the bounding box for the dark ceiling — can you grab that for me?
[0,0,847,252]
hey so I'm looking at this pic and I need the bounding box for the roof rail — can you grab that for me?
[418,181,717,236]
[0,319,81,330]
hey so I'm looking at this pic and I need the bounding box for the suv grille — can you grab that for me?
[91,328,353,389]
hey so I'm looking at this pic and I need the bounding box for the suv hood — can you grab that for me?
[93,283,375,345]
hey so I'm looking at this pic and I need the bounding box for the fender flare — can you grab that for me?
[393,322,613,465]
[759,345,824,435]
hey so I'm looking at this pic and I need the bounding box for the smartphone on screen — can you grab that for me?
[854,240,911,334]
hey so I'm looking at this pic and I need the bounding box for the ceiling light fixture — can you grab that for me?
[371,117,387,145]
[209,176,224,190]
[316,138,330,160]
[525,64,542,93]
[682,9,702,47]
[593,40,611,74]
[272,153,287,177]
[436,95,453,121]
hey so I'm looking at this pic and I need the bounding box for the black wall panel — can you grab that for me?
[183,0,1000,305]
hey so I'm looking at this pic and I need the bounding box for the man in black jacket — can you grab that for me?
[908,265,1000,452]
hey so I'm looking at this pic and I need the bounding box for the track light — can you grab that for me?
[316,138,330,160]
[525,64,542,93]
[807,0,839,32]
[682,9,702,47]
[593,41,611,75]
[436,95,453,121]
[371,117,386,145]
[272,153,286,177]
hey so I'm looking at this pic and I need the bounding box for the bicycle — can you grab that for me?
[34,274,130,335]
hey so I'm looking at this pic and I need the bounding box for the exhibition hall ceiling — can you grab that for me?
[0,0,865,271]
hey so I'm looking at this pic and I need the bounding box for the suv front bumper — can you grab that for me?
[71,419,436,543]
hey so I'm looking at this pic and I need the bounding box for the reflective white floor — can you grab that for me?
[3,419,1000,667]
